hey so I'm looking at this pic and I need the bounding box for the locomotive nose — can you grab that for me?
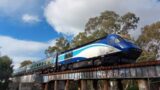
[127,48,142,60]
[119,41,142,60]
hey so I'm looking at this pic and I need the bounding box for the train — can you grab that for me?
[13,34,142,76]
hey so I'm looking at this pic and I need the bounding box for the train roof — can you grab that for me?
[60,34,108,54]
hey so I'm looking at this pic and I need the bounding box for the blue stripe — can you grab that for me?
[59,57,87,65]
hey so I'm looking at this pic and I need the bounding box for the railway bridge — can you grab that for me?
[10,61,160,90]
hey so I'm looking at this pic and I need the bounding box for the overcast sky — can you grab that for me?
[0,0,160,68]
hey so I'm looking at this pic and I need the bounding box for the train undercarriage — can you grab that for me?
[58,52,137,71]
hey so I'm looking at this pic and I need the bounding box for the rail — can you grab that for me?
[12,60,160,83]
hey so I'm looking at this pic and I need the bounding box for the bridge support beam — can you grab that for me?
[138,80,149,90]
[44,83,48,90]
[60,81,66,90]
[65,80,69,90]
[78,80,87,90]
[18,83,22,90]
[103,80,109,90]
[54,80,58,90]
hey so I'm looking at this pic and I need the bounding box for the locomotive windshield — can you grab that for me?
[115,36,124,43]
[108,35,124,44]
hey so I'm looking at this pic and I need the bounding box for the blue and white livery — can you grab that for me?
[13,34,142,75]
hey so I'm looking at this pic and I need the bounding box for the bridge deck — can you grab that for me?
[12,61,160,83]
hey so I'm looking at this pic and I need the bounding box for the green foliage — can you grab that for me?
[46,36,70,55]
[136,21,160,61]
[85,11,139,38]
[85,11,120,35]
[136,51,156,62]
[55,36,70,51]
[121,12,139,34]
[0,56,13,90]
[137,22,160,46]
[20,60,32,67]
[71,32,89,48]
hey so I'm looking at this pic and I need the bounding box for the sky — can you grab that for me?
[0,0,160,68]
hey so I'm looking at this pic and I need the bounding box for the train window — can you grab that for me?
[115,39,120,43]
[109,36,124,44]
[115,36,123,43]
[118,37,123,41]
[117,37,123,41]
[65,52,73,59]
[108,36,115,45]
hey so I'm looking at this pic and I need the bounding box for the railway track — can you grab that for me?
[46,60,160,75]
[12,60,160,83]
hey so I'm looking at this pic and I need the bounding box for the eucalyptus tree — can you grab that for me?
[20,60,32,67]
[46,36,70,55]
[136,21,160,61]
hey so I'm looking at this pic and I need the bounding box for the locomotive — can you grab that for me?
[13,34,142,75]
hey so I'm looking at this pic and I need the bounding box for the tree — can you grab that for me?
[0,56,13,90]
[72,11,139,47]
[84,11,119,39]
[71,32,89,48]
[120,12,139,34]
[20,60,32,67]
[46,36,70,55]
[55,36,70,52]
[136,21,160,61]
[85,11,139,37]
